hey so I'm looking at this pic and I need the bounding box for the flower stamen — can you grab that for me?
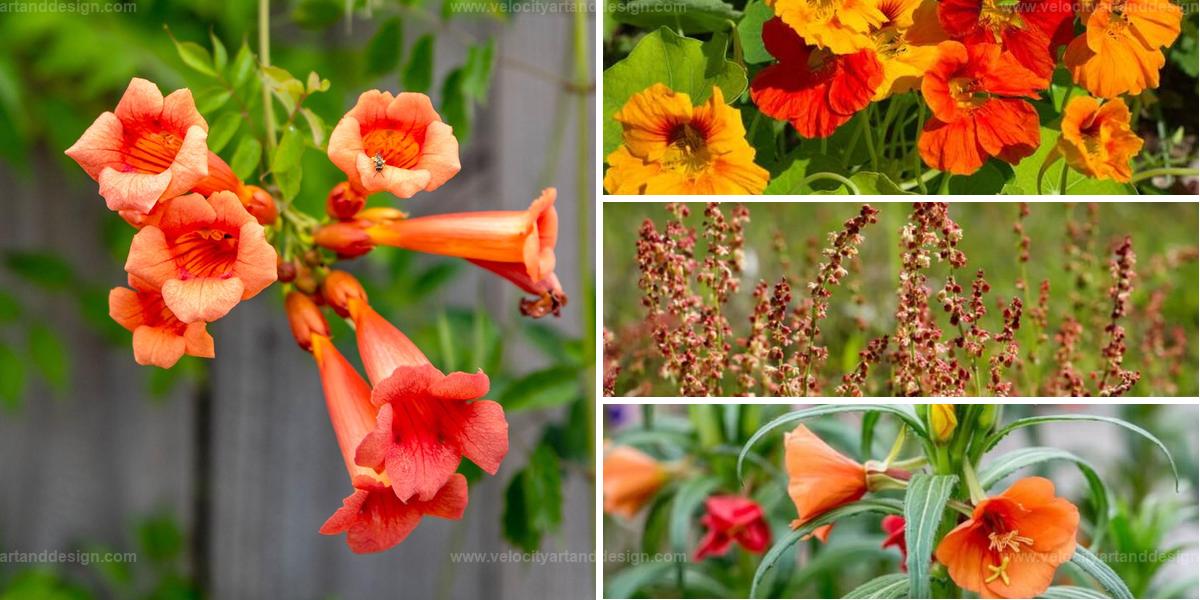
[988,529,1034,553]
[985,555,1012,585]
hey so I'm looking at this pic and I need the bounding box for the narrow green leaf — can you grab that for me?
[271,126,305,173]
[207,112,241,153]
[1040,586,1113,599]
[3,251,76,291]
[0,291,21,322]
[366,18,404,75]
[173,40,216,77]
[605,562,674,598]
[0,343,25,411]
[194,87,233,113]
[499,366,579,412]
[230,43,255,88]
[843,573,910,599]
[1069,545,1133,599]
[462,39,495,102]
[440,67,471,143]
[984,415,1178,489]
[903,474,957,598]
[751,499,905,597]
[669,476,720,577]
[229,136,262,179]
[28,324,69,392]
[979,447,1109,550]
[739,404,928,480]
[299,108,325,147]
[403,35,435,93]
[210,31,228,72]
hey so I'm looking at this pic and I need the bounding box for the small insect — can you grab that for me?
[373,152,386,173]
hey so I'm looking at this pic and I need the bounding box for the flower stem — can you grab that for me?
[259,0,276,155]
[859,110,880,171]
[572,0,596,480]
[1130,167,1199,183]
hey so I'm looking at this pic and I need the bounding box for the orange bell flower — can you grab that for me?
[108,279,214,369]
[347,299,509,503]
[124,191,278,323]
[603,445,668,518]
[309,334,467,553]
[327,90,461,198]
[935,477,1079,599]
[784,423,868,541]
[65,78,209,215]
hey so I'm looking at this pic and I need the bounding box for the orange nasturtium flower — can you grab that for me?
[309,333,467,554]
[603,445,668,518]
[784,424,868,541]
[1064,0,1182,98]
[936,477,1080,599]
[327,91,461,199]
[769,0,886,54]
[604,84,769,195]
[1057,96,1144,182]
[918,41,1042,175]
[108,279,214,369]
[124,191,278,323]
[938,0,1075,83]
[65,77,209,215]
[869,0,945,100]
[344,298,509,503]
[750,18,884,139]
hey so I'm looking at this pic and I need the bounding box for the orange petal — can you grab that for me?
[161,277,245,323]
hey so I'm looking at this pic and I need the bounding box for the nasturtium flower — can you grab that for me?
[310,334,467,554]
[694,495,772,561]
[65,77,209,215]
[784,423,868,541]
[124,191,278,323]
[604,84,769,195]
[751,18,884,139]
[1064,0,1182,98]
[347,299,509,503]
[1057,96,1143,182]
[108,281,214,369]
[881,515,909,570]
[935,477,1079,599]
[869,0,945,100]
[327,90,461,199]
[770,0,887,54]
[918,41,1042,175]
[931,403,958,442]
[938,0,1075,83]
[603,445,668,518]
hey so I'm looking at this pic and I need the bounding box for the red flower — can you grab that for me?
[694,495,772,561]
[882,515,908,570]
[347,299,509,503]
[938,0,1074,83]
[918,41,1042,175]
[750,18,883,139]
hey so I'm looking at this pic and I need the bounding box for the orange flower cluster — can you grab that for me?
[287,275,508,553]
[66,78,279,369]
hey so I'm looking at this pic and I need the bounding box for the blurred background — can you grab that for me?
[604,202,1199,396]
[603,404,1200,599]
[0,0,594,598]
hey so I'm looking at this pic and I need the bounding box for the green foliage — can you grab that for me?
[612,0,741,34]
[901,474,956,598]
[402,35,436,93]
[502,442,564,552]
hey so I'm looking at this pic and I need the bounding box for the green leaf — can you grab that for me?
[751,499,905,597]
[366,18,403,76]
[230,43,256,88]
[463,39,495,102]
[903,474,957,598]
[210,31,228,72]
[403,35,435,93]
[763,155,812,194]
[602,27,747,156]
[172,39,216,77]
[207,112,241,154]
[4,251,76,291]
[0,291,21,322]
[305,71,330,94]
[614,0,741,34]
[1040,586,1113,599]
[441,67,472,143]
[230,136,262,179]
[983,415,1178,489]
[605,562,675,598]
[641,489,675,554]
[669,476,720,578]
[499,366,579,412]
[194,86,233,113]
[739,404,928,480]
[843,573,910,599]
[502,443,563,552]
[291,0,344,28]
[737,0,774,64]
[0,343,25,412]
[138,514,184,564]
[1009,127,1135,195]
[1070,545,1133,599]
[271,126,305,174]
[979,446,1109,550]
[28,324,69,392]
[299,108,326,147]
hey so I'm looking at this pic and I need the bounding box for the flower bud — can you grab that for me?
[293,265,320,295]
[326,181,367,221]
[277,259,298,283]
[314,222,375,258]
[356,206,407,224]
[930,404,958,443]
[322,270,368,318]
[241,185,278,226]
[285,291,329,352]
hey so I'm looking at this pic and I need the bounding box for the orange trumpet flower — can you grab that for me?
[784,423,868,541]
[108,280,214,369]
[603,445,668,518]
[65,77,209,215]
[935,477,1079,599]
[124,191,277,323]
[284,291,329,352]
[309,334,467,554]
[327,91,461,199]
[346,299,509,503]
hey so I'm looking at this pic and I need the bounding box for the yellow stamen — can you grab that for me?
[988,529,1034,553]
[985,556,1011,586]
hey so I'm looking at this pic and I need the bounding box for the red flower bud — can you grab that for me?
[322,270,369,318]
[314,222,375,258]
[241,185,278,226]
[326,181,367,221]
[285,291,329,352]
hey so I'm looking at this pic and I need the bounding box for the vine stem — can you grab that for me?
[572,0,596,481]
[1130,167,1199,183]
[259,0,276,155]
